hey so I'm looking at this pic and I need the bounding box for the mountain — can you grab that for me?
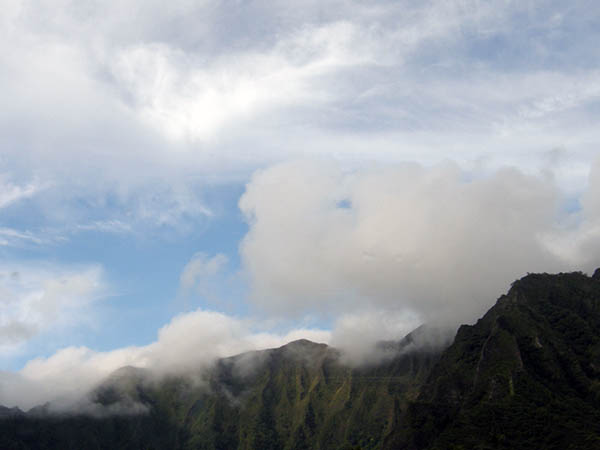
[405,269,600,449]
[0,332,445,450]
[1,269,600,449]
[0,405,24,418]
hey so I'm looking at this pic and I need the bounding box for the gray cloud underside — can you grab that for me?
[240,160,600,325]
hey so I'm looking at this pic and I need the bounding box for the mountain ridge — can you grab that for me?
[405,270,600,449]
[2,269,600,449]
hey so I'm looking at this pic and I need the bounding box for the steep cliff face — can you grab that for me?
[406,270,600,450]
[185,337,442,450]
[2,270,600,450]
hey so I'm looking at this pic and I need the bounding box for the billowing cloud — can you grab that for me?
[329,309,423,366]
[240,160,600,325]
[0,308,330,410]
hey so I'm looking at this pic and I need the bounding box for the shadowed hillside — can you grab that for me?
[404,269,600,450]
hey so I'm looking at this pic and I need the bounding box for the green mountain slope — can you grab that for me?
[2,269,600,449]
[406,269,600,450]
[0,332,443,450]
[185,336,442,450]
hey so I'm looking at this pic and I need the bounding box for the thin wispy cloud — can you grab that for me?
[0,178,41,209]
[73,220,133,235]
[0,228,47,247]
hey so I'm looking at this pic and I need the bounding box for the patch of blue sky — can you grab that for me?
[0,182,251,370]
[336,199,352,209]
[561,196,582,215]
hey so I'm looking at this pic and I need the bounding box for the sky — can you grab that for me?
[1,0,600,409]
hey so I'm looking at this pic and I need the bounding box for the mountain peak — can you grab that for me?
[275,338,332,364]
[278,338,326,349]
[409,268,600,449]
[107,365,148,379]
[5,270,600,449]
[0,405,24,418]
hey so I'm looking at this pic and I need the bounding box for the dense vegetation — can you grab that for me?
[406,269,600,449]
[2,269,600,449]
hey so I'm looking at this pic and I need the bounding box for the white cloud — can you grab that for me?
[0,228,46,247]
[239,160,600,325]
[0,264,106,352]
[542,158,600,269]
[180,252,228,291]
[1,0,598,234]
[582,158,600,221]
[0,178,40,209]
[0,308,330,410]
[329,309,423,366]
[2,157,600,410]
[73,220,133,234]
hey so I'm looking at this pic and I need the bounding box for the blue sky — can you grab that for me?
[0,182,250,369]
[2,0,600,408]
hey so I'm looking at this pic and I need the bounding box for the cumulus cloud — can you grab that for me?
[240,160,600,325]
[0,264,106,352]
[0,308,330,410]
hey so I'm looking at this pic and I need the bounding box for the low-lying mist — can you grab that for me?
[0,308,440,413]
[0,310,330,412]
